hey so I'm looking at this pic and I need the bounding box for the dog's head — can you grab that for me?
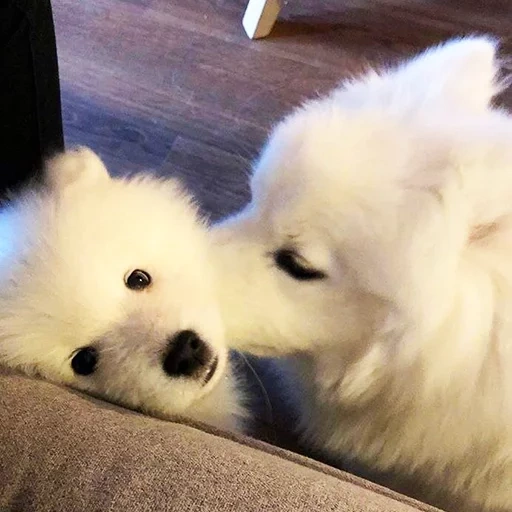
[213,37,506,362]
[0,148,241,430]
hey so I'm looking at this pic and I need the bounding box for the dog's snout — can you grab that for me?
[162,330,211,378]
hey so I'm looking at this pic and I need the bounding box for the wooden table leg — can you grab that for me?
[243,0,281,39]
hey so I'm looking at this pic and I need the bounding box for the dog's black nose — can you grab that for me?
[162,330,210,378]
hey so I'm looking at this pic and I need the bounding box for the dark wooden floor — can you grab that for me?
[53,0,512,221]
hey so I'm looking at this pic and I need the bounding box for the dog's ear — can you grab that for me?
[45,147,110,192]
[335,36,501,114]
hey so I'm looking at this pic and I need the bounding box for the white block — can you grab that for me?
[243,0,281,40]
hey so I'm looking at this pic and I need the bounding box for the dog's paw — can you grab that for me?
[45,147,110,191]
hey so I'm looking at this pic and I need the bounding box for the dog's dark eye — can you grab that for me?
[125,269,152,290]
[274,249,326,281]
[71,346,98,376]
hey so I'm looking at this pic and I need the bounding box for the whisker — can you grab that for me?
[237,351,276,442]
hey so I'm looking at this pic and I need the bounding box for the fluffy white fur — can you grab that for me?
[0,148,245,432]
[212,37,512,510]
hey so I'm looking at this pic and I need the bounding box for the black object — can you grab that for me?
[0,0,64,198]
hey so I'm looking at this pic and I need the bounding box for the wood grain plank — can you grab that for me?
[160,136,252,221]
[61,87,177,175]
[52,0,512,218]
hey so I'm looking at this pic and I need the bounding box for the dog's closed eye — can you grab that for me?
[273,249,326,281]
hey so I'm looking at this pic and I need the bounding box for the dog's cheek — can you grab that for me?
[338,343,389,404]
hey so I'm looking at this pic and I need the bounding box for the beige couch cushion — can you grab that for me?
[0,368,441,512]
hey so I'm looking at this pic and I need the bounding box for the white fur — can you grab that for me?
[0,147,245,432]
[212,37,512,510]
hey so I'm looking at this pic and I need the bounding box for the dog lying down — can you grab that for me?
[212,37,512,511]
[0,148,245,432]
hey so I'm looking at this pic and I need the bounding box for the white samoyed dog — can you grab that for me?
[212,38,512,510]
[0,148,245,432]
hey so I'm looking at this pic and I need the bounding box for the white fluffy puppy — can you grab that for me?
[0,148,245,432]
[212,38,512,510]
